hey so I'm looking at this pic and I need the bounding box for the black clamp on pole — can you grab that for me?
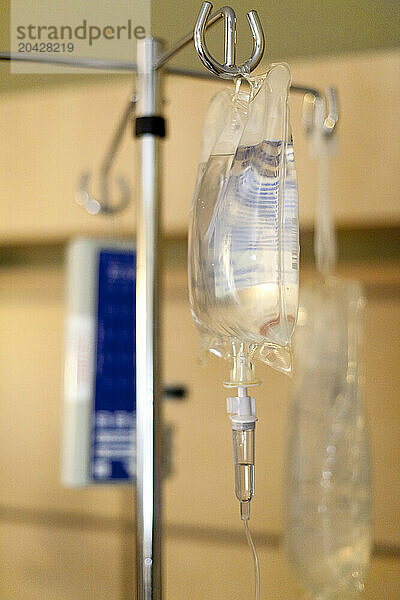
[135,116,166,138]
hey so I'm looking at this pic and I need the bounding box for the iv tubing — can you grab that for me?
[227,376,260,597]
[244,518,260,600]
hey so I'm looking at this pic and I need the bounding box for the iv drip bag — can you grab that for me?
[285,279,372,598]
[189,64,299,375]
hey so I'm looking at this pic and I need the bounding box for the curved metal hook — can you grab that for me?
[194,2,265,79]
[76,171,131,215]
[323,87,339,134]
[76,95,136,215]
[302,86,339,136]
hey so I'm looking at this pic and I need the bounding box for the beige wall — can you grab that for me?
[0,48,399,598]
[0,49,398,244]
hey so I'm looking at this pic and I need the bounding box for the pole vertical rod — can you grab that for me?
[135,36,163,600]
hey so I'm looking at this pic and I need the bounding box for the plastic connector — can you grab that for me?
[227,389,257,520]
[227,393,257,429]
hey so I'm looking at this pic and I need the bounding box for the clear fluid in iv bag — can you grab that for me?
[189,140,299,356]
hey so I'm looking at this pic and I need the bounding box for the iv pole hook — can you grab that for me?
[302,86,339,136]
[76,94,137,215]
[194,2,265,79]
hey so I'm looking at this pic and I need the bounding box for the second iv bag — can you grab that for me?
[285,93,372,599]
[285,279,372,599]
[189,63,299,377]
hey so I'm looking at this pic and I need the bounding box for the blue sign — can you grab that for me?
[91,249,136,482]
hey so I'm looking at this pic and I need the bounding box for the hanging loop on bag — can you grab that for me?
[194,2,265,79]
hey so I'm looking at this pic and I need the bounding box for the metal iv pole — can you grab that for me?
[135,36,164,599]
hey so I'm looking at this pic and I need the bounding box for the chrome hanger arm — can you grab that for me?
[0,51,136,71]
[194,2,264,79]
[157,2,264,77]
[245,11,264,72]
[77,95,136,215]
